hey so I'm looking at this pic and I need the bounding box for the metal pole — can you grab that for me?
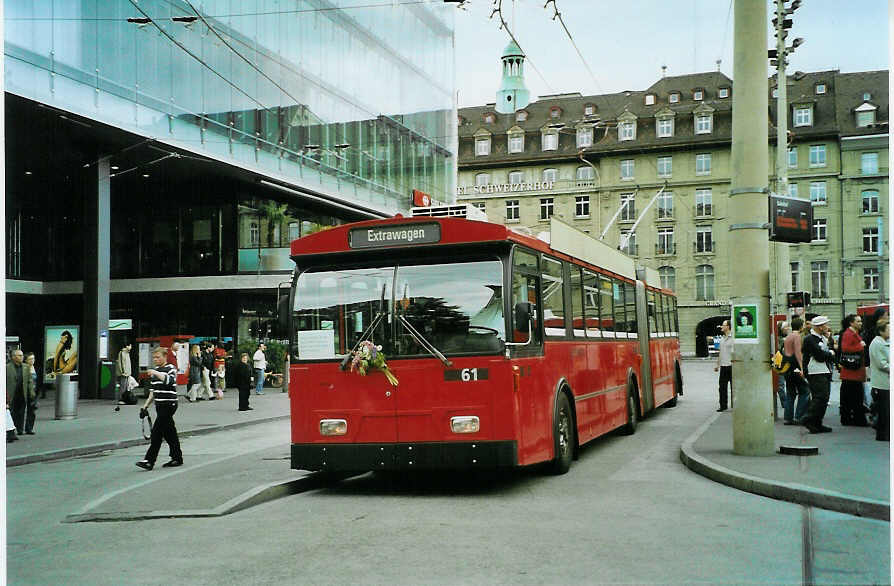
[730,0,775,455]
[773,0,792,319]
[879,216,886,303]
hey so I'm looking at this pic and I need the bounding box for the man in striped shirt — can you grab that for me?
[136,347,183,470]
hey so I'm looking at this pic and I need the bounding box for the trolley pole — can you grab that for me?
[730,0,775,455]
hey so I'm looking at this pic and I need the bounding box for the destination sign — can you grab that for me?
[769,195,812,243]
[349,223,441,249]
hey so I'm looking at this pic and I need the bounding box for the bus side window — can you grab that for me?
[511,249,542,345]
[647,290,658,336]
[570,267,585,338]
[612,278,626,337]
[624,282,637,335]
[582,270,601,338]
[542,256,566,337]
[599,275,614,337]
[672,297,679,333]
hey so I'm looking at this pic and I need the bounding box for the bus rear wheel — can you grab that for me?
[551,393,574,475]
[620,385,638,435]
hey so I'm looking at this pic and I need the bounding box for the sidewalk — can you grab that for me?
[5,387,290,467]
[680,410,890,521]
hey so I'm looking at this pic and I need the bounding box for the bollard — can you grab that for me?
[55,373,79,420]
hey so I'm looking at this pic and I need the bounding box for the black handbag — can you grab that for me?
[840,352,862,370]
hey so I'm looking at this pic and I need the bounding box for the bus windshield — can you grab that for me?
[293,259,505,360]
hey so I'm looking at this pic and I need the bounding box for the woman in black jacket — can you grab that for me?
[235,353,253,411]
[186,344,203,402]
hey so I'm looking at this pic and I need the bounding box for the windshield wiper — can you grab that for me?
[339,310,386,371]
[397,314,453,368]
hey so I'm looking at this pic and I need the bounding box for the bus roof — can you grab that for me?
[291,216,671,293]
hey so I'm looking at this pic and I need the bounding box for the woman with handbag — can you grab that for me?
[839,314,868,426]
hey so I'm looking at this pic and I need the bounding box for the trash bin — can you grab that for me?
[55,373,79,420]
[98,361,115,400]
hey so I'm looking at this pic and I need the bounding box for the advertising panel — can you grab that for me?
[44,325,79,383]
[732,305,758,342]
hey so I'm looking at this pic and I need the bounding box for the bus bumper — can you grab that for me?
[291,441,518,471]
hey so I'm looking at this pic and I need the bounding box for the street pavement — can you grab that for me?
[5,363,891,523]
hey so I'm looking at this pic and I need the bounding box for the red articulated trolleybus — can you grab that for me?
[286,211,682,474]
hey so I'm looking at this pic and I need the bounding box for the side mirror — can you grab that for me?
[514,302,532,328]
[277,287,291,333]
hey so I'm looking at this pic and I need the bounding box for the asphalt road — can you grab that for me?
[5,361,890,585]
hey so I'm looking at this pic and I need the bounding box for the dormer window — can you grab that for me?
[541,130,559,151]
[669,92,680,104]
[693,89,704,101]
[856,102,878,127]
[515,110,528,122]
[718,87,729,99]
[458,115,465,125]
[793,105,813,127]
[484,113,495,124]
[815,83,826,95]
[655,108,675,138]
[550,107,562,119]
[576,125,593,148]
[475,137,491,156]
[584,104,595,116]
[645,94,656,106]
[863,92,872,101]
[508,126,525,153]
[772,88,778,98]
[695,115,712,134]
[619,121,636,141]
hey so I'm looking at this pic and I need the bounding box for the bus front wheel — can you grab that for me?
[620,385,638,435]
[551,393,574,475]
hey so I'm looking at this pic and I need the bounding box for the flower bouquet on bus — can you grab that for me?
[349,340,398,386]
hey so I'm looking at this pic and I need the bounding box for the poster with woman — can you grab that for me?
[44,326,79,383]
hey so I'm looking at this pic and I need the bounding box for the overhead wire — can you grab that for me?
[543,0,603,94]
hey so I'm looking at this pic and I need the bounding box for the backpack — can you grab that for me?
[771,351,791,374]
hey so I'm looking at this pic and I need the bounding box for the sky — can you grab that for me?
[453,0,890,108]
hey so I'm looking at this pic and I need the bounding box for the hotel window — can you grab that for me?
[619,121,636,141]
[809,145,826,167]
[657,118,674,138]
[475,173,490,186]
[811,261,829,298]
[788,182,798,198]
[793,105,813,127]
[542,168,558,182]
[718,87,729,98]
[810,181,827,205]
[484,113,495,124]
[576,166,594,181]
[475,137,491,156]
[659,266,676,291]
[620,159,634,180]
[471,203,486,214]
[815,83,826,95]
[788,147,798,168]
[575,196,590,218]
[669,92,680,103]
[864,268,880,291]
[695,153,711,175]
[620,231,637,256]
[695,265,715,301]
[857,110,876,127]
[645,94,656,105]
[696,226,714,253]
[540,198,554,220]
[863,227,879,253]
[861,152,879,174]
[693,89,704,101]
[790,262,800,291]
[516,110,528,122]
[508,132,524,153]
[584,104,595,116]
[542,132,558,151]
[862,190,879,214]
[657,227,674,255]
[506,200,520,221]
[657,156,672,178]
[812,218,827,242]
[550,107,562,119]
[620,193,636,221]
[508,171,523,184]
[695,114,712,134]
[577,127,593,148]
[864,92,872,101]
[249,221,260,247]
[657,191,673,219]
[695,188,712,216]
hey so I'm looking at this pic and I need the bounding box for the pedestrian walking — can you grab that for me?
[23,353,40,435]
[869,321,890,441]
[235,353,253,411]
[115,341,132,407]
[838,314,868,426]
[199,343,215,400]
[136,347,183,470]
[801,315,836,434]
[775,321,791,416]
[782,316,810,424]
[713,319,733,412]
[253,342,267,395]
[6,349,36,436]
[186,344,202,402]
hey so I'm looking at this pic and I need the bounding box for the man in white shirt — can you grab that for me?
[253,343,267,395]
[713,319,733,412]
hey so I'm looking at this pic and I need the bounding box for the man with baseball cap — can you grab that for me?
[801,315,836,433]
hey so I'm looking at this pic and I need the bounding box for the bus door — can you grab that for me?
[634,280,655,412]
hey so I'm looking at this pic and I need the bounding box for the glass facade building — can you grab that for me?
[5,0,456,393]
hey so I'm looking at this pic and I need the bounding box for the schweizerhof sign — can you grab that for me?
[457,181,554,196]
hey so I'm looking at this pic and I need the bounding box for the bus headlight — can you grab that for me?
[450,416,479,434]
[320,419,347,436]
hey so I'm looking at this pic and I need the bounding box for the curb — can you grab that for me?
[679,412,890,522]
[63,471,353,523]
[6,415,290,468]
